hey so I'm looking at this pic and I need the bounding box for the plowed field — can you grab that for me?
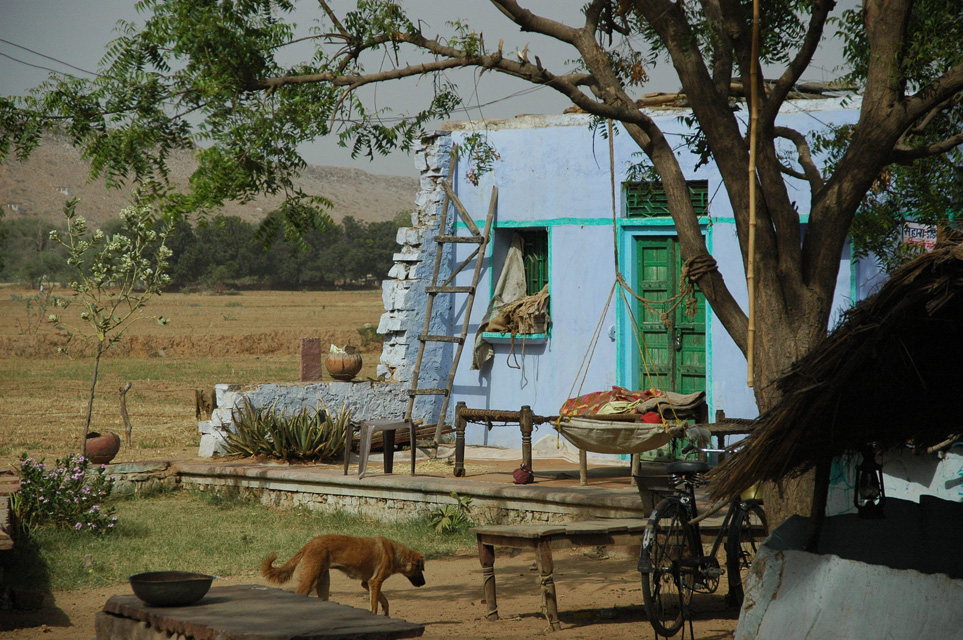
[0,287,386,469]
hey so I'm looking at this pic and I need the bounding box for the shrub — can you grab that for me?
[12,453,118,535]
[223,398,349,461]
[357,322,384,348]
[428,492,474,535]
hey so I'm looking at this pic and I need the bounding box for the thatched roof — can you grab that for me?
[710,237,963,500]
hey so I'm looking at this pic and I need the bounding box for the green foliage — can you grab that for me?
[13,453,118,535]
[0,218,71,286]
[223,398,350,461]
[460,133,501,186]
[428,491,474,535]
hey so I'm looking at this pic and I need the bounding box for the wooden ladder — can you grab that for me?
[405,180,497,446]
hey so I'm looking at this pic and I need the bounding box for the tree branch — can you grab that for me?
[891,131,963,163]
[903,64,963,121]
[698,0,735,98]
[317,0,350,39]
[774,126,824,191]
[760,0,835,125]
[488,0,579,44]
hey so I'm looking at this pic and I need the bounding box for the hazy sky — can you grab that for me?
[0,1,850,178]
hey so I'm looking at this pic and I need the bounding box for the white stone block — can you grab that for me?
[381,342,409,367]
[214,384,242,407]
[387,263,409,280]
[198,431,229,458]
[198,420,214,435]
[377,313,404,334]
[392,251,421,262]
[210,407,234,428]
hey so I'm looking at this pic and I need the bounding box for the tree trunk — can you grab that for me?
[81,341,105,457]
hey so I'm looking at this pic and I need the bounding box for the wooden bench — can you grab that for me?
[470,518,649,631]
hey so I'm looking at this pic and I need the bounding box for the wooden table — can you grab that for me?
[470,518,648,631]
[96,584,425,640]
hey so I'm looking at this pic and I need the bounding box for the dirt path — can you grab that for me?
[1,547,739,640]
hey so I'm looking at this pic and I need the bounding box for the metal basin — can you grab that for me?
[129,571,214,606]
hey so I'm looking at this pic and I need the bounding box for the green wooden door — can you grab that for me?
[635,237,706,394]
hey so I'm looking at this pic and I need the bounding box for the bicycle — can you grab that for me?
[636,447,768,637]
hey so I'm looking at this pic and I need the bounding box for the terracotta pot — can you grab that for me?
[325,351,363,381]
[85,431,121,465]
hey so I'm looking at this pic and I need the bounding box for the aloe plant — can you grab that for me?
[223,399,349,461]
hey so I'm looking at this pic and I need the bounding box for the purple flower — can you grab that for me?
[112,516,118,521]
[74,523,82,530]
[77,456,86,463]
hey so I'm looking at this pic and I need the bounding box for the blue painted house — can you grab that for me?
[376,97,881,452]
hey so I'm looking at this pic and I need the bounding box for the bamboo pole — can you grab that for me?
[747,0,760,388]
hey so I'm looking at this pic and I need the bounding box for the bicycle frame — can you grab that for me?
[644,469,759,585]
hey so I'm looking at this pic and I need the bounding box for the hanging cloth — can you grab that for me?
[472,233,527,369]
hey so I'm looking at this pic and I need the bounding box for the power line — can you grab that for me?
[0,37,98,77]
[0,51,69,76]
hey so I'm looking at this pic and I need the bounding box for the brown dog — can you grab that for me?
[261,534,426,616]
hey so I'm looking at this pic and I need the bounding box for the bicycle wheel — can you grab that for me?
[640,499,698,637]
[725,501,768,608]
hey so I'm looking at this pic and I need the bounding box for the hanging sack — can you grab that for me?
[512,463,534,485]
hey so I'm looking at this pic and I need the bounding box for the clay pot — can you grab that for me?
[85,431,121,465]
[325,351,363,381]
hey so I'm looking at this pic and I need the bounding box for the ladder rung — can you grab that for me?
[419,334,463,343]
[435,235,484,244]
[409,388,450,396]
[426,286,474,294]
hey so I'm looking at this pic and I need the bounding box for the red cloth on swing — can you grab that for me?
[559,385,665,417]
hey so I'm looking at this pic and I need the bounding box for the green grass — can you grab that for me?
[2,488,475,592]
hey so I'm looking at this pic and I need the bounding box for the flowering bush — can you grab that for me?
[13,453,118,534]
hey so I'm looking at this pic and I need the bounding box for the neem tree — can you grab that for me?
[2,0,962,515]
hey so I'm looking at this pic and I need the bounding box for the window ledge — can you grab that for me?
[482,332,548,344]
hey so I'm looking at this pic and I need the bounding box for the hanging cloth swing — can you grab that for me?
[552,120,709,454]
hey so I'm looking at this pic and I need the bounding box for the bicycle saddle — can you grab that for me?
[666,460,710,475]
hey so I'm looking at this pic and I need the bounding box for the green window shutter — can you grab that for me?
[625,180,709,218]
[517,229,548,296]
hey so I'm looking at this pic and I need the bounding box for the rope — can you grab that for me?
[557,119,715,435]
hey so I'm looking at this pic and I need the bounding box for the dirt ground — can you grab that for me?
[1,547,740,640]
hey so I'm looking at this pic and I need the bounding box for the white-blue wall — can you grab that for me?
[439,101,869,450]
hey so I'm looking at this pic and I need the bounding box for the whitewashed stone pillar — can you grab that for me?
[376,132,456,423]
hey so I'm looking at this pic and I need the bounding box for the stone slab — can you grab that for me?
[99,584,424,640]
[300,338,325,382]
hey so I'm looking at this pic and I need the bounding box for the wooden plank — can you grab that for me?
[471,524,567,539]
[441,180,481,236]
[563,518,648,535]
[101,584,425,640]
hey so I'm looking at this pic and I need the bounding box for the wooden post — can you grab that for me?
[804,456,832,552]
[520,405,534,471]
[119,382,133,447]
[579,448,588,486]
[534,540,561,631]
[454,402,467,477]
[478,540,498,621]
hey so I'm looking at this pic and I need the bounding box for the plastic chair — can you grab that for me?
[343,419,417,479]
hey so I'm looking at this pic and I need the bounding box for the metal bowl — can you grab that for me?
[128,571,214,607]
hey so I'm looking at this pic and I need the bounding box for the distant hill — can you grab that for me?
[0,134,419,228]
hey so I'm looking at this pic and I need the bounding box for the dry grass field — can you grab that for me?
[0,286,386,470]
